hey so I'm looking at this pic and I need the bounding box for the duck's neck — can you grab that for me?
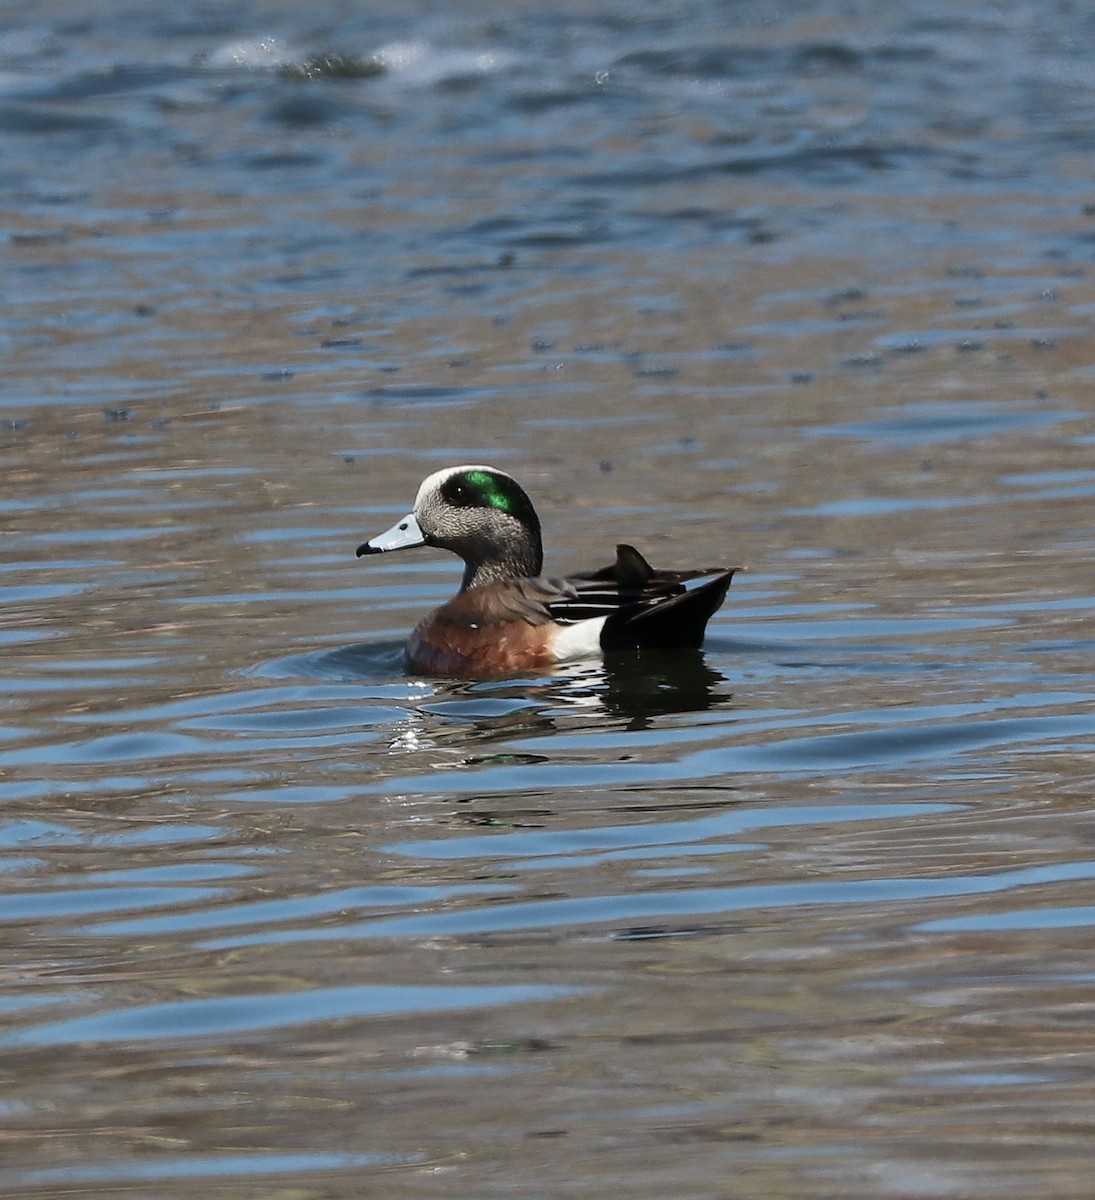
[461,538,542,591]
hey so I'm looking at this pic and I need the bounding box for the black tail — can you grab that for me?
[597,545,737,652]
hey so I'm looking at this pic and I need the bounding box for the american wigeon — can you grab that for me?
[357,465,737,678]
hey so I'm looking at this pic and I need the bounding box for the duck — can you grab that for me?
[356,465,737,678]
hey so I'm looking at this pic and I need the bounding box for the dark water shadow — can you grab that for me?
[581,649,732,726]
[261,642,734,730]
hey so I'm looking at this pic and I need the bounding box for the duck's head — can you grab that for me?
[356,465,543,590]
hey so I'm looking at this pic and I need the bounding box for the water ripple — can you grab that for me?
[7,982,580,1047]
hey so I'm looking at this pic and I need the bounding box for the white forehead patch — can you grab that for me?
[414,464,508,509]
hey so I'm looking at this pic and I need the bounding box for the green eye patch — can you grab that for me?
[464,469,514,512]
[440,469,541,535]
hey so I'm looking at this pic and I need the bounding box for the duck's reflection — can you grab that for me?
[591,649,729,723]
[417,649,731,734]
[275,641,733,755]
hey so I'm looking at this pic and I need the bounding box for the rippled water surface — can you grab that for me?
[4,2,1095,1196]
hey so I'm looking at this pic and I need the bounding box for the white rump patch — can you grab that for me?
[551,616,608,663]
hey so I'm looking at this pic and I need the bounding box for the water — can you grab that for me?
[3,1,1095,1196]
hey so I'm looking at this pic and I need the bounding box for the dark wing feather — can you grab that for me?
[436,577,574,628]
[607,568,736,650]
[548,544,737,639]
[444,544,738,655]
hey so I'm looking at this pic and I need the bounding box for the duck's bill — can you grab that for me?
[356,512,426,557]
